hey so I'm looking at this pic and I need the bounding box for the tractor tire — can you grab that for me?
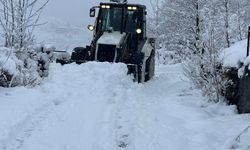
[145,50,155,82]
[71,47,90,64]
[129,52,145,83]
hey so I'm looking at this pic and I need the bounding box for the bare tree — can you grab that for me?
[236,2,242,40]
[222,0,230,48]
[0,0,49,48]
[148,0,160,33]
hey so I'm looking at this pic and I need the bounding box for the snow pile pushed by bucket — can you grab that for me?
[40,61,134,105]
[46,62,132,89]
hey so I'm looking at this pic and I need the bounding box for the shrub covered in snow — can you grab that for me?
[34,44,55,77]
[0,45,55,87]
[183,48,226,102]
[0,48,19,87]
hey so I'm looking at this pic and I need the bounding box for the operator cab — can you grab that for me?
[95,3,146,36]
[89,3,147,53]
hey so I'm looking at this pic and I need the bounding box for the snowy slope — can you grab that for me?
[34,17,89,52]
[1,62,250,150]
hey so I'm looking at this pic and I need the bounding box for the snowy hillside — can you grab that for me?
[34,17,89,52]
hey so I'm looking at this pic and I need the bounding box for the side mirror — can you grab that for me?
[88,25,95,31]
[90,8,96,17]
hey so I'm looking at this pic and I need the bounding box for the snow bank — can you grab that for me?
[221,40,247,68]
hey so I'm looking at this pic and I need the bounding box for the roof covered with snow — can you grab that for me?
[221,40,247,68]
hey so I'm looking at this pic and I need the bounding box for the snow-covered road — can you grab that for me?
[1,62,250,150]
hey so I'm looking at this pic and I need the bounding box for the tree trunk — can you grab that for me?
[11,0,15,47]
[224,0,230,48]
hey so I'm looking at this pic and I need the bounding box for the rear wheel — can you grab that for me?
[71,47,90,64]
[145,50,155,82]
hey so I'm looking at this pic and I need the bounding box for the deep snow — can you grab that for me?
[1,1,250,149]
[0,62,250,150]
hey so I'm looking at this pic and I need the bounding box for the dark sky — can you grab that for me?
[43,0,151,26]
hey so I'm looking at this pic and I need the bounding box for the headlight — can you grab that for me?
[136,28,142,34]
[88,25,95,31]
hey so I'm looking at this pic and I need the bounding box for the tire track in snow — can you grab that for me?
[92,82,136,150]
[0,100,60,150]
[115,88,135,150]
[91,91,119,150]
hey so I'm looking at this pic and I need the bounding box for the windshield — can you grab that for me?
[125,11,137,33]
[100,7,123,31]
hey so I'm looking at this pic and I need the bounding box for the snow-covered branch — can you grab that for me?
[0,0,49,48]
